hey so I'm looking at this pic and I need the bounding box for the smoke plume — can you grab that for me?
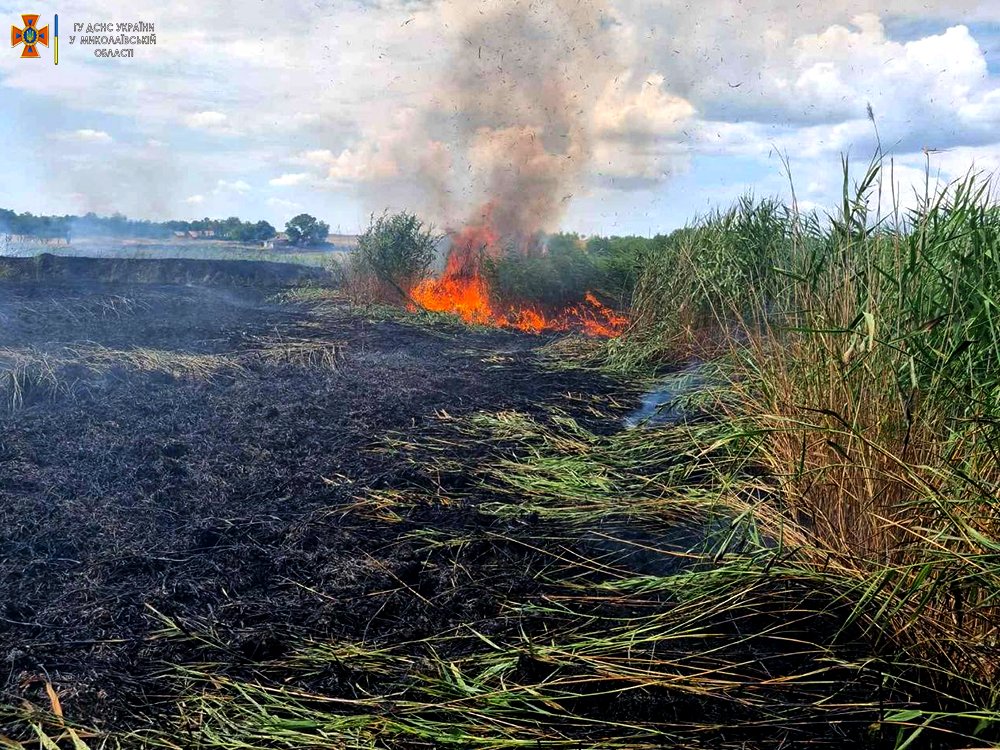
[436,0,612,242]
[339,0,660,245]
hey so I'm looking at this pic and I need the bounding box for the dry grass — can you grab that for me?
[244,336,345,370]
[133,404,946,749]
[0,346,235,409]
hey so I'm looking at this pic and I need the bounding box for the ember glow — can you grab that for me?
[409,217,629,339]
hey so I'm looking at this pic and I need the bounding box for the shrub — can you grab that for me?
[349,212,439,304]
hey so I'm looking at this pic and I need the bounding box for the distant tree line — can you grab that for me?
[0,209,75,239]
[167,216,278,243]
[0,209,281,243]
[485,231,678,308]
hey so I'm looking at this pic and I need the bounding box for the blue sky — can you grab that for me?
[2,0,999,237]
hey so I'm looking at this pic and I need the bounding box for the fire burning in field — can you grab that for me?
[409,218,629,338]
[379,1,637,340]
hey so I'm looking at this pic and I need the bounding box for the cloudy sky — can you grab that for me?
[1,0,999,236]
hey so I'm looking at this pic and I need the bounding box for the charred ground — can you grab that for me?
[0,257,632,733]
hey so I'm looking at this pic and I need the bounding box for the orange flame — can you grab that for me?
[409,217,628,338]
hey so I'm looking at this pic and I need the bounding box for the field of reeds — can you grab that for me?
[600,153,1000,744]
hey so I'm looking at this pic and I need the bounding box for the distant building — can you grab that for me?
[262,232,291,249]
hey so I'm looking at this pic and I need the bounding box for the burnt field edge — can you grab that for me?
[0,267,642,746]
[0,253,334,288]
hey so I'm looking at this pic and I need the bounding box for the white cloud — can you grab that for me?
[632,9,1000,158]
[593,140,692,189]
[927,144,1000,176]
[183,194,205,205]
[184,111,226,128]
[55,129,113,144]
[215,179,251,194]
[595,74,696,141]
[269,173,312,187]
[324,141,404,184]
[183,111,237,135]
[289,149,337,167]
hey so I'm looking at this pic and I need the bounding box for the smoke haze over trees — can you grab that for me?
[0,208,278,242]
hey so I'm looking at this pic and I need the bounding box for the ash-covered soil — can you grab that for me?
[0,260,631,734]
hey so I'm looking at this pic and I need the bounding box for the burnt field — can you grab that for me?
[0,257,965,749]
[0,258,632,739]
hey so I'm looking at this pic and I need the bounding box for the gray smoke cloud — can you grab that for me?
[436,0,608,241]
[332,0,692,242]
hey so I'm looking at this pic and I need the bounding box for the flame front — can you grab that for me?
[410,219,628,338]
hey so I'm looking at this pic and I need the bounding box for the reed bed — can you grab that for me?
[607,153,1000,736]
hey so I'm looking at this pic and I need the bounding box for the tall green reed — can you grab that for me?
[616,152,1000,701]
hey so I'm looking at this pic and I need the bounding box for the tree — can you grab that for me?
[220,216,243,240]
[252,220,276,242]
[231,220,275,243]
[351,211,439,302]
[285,213,329,246]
